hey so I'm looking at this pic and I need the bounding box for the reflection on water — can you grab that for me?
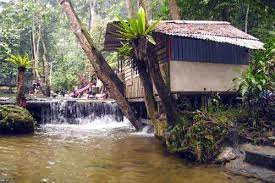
[0,117,247,183]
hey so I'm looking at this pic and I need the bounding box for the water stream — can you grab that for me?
[0,100,249,183]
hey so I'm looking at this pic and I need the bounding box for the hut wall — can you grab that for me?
[171,37,249,64]
[169,37,249,92]
[170,61,247,92]
[124,63,144,99]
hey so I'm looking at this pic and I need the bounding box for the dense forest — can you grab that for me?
[0,0,274,93]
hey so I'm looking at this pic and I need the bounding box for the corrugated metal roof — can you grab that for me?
[155,20,264,49]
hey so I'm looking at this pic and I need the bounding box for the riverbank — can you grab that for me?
[163,107,275,182]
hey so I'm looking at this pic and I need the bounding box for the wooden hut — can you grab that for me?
[104,20,264,102]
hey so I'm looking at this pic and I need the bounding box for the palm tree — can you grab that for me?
[6,54,32,106]
[115,7,180,127]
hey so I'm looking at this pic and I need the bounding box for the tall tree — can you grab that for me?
[41,35,51,97]
[168,0,181,19]
[31,23,41,79]
[58,0,143,130]
[244,4,250,33]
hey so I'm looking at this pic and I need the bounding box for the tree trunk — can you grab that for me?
[132,39,158,117]
[58,0,143,130]
[41,36,51,97]
[32,22,41,80]
[133,37,179,126]
[128,0,167,137]
[221,7,230,21]
[136,60,157,117]
[88,0,96,31]
[134,57,167,137]
[168,0,181,20]
[16,67,25,105]
[137,2,180,127]
[245,4,249,33]
[146,43,179,126]
[126,0,135,18]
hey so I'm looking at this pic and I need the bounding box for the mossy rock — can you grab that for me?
[0,105,35,135]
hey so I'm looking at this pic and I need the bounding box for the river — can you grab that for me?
[0,116,248,183]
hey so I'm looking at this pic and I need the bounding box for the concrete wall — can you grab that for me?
[170,61,247,92]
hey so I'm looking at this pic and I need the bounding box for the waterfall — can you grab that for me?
[26,100,123,124]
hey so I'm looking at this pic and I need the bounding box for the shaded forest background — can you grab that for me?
[0,0,274,92]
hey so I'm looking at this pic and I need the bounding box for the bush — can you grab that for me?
[166,111,230,163]
[235,37,275,123]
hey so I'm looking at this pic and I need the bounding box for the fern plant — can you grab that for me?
[5,54,32,106]
[6,54,32,70]
[114,7,160,45]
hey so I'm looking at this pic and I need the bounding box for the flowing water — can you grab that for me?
[0,116,250,183]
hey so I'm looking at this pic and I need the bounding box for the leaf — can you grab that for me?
[112,7,160,41]
[145,20,160,35]
[241,84,248,96]
[137,7,146,33]
[257,85,262,91]
[146,35,156,45]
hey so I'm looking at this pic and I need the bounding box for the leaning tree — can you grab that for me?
[58,0,143,130]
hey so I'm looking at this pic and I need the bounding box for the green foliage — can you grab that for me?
[176,0,274,42]
[166,112,230,162]
[150,0,170,20]
[117,42,133,58]
[52,72,79,92]
[207,93,224,112]
[0,0,273,94]
[51,54,86,92]
[6,54,32,69]
[237,38,274,97]
[115,7,159,44]
[234,37,274,122]
[166,107,250,162]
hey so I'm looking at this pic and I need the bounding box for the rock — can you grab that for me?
[225,145,275,183]
[247,178,263,183]
[216,147,237,163]
[0,105,35,135]
[242,143,275,170]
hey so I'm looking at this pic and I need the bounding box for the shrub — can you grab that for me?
[166,111,230,163]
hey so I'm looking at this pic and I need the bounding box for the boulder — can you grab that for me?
[0,105,35,135]
[216,147,237,163]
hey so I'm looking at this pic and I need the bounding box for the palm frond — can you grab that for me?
[114,7,159,43]
[6,54,32,69]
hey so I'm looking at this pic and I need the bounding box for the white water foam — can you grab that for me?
[42,116,133,132]
[39,116,154,139]
[132,125,155,137]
